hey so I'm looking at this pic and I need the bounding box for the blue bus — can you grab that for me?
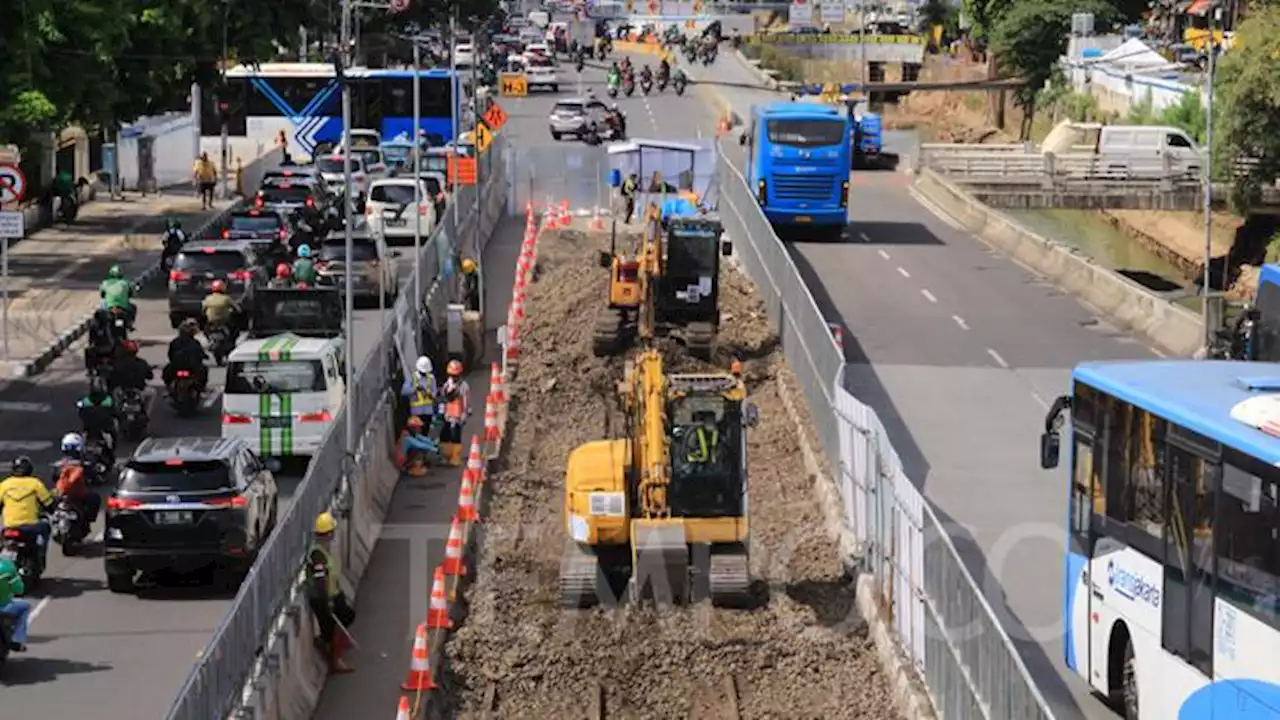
[1040,359,1280,719]
[742,102,851,239]
[198,63,462,160]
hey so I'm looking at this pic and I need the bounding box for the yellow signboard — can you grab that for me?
[499,73,528,97]
[474,121,493,154]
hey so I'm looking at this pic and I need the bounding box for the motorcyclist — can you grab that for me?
[293,244,318,285]
[268,263,294,289]
[84,307,120,376]
[165,318,209,393]
[658,57,670,82]
[161,218,187,264]
[99,264,136,331]
[0,556,30,653]
[77,377,119,470]
[202,279,241,337]
[608,103,627,137]
[607,62,621,90]
[640,64,653,85]
[105,339,153,396]
[0,457,55,575]
[52,433,101,530]
[619,56,631,74]
[673,66,688,89]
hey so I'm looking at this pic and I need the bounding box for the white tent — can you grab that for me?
[1098,38,1169,71]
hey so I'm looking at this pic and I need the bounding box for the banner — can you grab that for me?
[789,0,814,27]
[746,33,925,45]
[819,0,845,24]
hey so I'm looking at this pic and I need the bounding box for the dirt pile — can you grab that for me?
[439,222,899,719]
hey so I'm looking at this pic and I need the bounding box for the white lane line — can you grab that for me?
[0,401,52,413]
[896,267,911,278]
[920,288,937,303]
[877,249,890,260]
[987,348,1010,368]
[0,440,54,452]
[29,596,52,621]
[952,315,969,330]
[1030,392,1050,410]
[858,231,870,242]
[908,185,965,231]
[1149,347,1167,358]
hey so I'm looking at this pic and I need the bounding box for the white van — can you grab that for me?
[529,10,550,28]
[1097,125,1202,176]
[365,178,438,246]
[221,334,346,459]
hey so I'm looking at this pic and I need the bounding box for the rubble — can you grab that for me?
[440,222,901,719]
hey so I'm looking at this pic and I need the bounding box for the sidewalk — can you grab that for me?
[0,183,234,378]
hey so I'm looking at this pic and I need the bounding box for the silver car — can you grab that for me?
[549,98,609,141]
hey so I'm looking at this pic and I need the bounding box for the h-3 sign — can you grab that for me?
[0,164,26,205]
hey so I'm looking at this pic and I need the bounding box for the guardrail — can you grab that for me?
[162,135,510,720]
[918,145,1201,186]
[715,140,1054,719]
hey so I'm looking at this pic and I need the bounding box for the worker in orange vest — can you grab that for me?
[437,359,471,466]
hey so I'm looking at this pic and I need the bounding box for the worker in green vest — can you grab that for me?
[308,512,356,673]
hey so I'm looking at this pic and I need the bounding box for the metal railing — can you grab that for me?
[163,134,511,720]
[918,144,1202,186]
[714,140,1055,720]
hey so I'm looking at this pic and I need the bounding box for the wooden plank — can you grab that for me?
[723,675,741,720]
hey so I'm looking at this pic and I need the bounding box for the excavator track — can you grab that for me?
[559,544,604,609]
[708,549,752,608]
[683,321,717,361]
[592,308,627,357]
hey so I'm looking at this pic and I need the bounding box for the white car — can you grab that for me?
[454,43,476,67]
[316,154,372,201]
[364,178,439,247]
[348,147,389,182]
[337,129,382,151]
[524,54,559,92]
[524,42,552,59]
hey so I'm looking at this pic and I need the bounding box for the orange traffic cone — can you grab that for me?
[488,362,505,405]
[400,623,437,691]
[465,436,485,483]
[441,515,468,577]
[394,696,412,720]
[558,200,571,228]
[426,567,453,630]
[484,396,501,444]
[589,206,605,231]
[456,469,480,523]
[505,321,520,364]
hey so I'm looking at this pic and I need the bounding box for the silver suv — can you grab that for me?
[549,98,609,142]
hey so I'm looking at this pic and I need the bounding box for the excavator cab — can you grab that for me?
[655,215,729,358]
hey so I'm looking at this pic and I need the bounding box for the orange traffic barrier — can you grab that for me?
[426,567,453,629]
[457,468,480,523]
[484,396,501,444]
[401,623,437,690]
[440,515,467,577]
[488,361,505,405]
[465,435,485,483]
[394,696,412,720]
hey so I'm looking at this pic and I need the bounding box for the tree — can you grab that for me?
[1214,4,1280,211]
[990,0,1116,135]
[960,0,1013,51]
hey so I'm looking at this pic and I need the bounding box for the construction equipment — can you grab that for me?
[559,349,758,609]
[592,207,732,359]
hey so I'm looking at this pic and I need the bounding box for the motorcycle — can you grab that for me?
[119,387,148,440]
[575,56,585,73]
[51,497,90,557]
[702,49,716,66]
[623,78,635,97]
[674,76,687,96]
[82,435,111,486]
[607,84,618,99]
[108,307,130,343]
[169,370,200,417]
[640,77,653,95]
[658,75,668,92]
[1,526,43,590]
[207,324,235,366]
[160,230,187,271]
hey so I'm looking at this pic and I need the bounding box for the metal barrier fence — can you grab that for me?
[713,140,1055,720]
[163,133,511,720]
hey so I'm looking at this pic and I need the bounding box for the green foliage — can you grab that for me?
[1265,229,1280,265]
[990,0,1118,114]
[918,0,959,35]
[751,46,804,83]
[961,0,1012,47]
[1215,4,1280,213]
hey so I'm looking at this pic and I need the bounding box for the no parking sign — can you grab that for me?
[0,164,26,205]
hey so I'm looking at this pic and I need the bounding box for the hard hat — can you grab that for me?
[275,263,292,279]
[447,359,463,376]
[60,433,84,454]
[297,244,312,258]
[315,512,337,535]
[407,416,425,429]
[122,339,139,354]
[461,258,477,274]
[415,356,433,375]
[211,279,227,293]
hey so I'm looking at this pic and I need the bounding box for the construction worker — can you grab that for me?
[685,411,721,465]
[308,512,356,673]
[460,258,480,312]
[395,416,438,477]
[437,360,470,466]
[401,356,438,426]
[621,172,639,223]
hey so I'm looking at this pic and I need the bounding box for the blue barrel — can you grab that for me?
[608,168,622,188]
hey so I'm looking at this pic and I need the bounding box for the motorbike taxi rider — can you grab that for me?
[166,318,209,394]
[77,377,120,470]
[106,339,153,395]
[0,456,55,575]
[203,279,241,336]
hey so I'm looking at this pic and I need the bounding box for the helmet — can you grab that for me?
[415,356,433,375]
[297,244,312,258]
[167,218,182,230]
[461,258,477,274]
[11,456,34,477]
[108,265,123,279]
[314,512,337,535]
[181,317,200,334]
[611,103,619,111]
[61,433,84,454]
[447,359,463,376]
[407,416,425,429]
[211,280,226,293]
[275,263,292,279]
[121,339,139,355]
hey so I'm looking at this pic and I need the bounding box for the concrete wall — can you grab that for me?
[763,40,925,64]
[118,113,201,190]
[913,169,1204,357]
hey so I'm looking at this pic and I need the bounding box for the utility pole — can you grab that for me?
[1202,5,1220,349]
[413,40,423,322]
[451,12,461,227]
[221,0,231,200]
[339,0,355,459]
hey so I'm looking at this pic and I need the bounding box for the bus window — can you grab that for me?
[1163,443,1216,674]
[1217,449,1280,630]
[1070,434,1101,537]
[766,119,845,148]
[1102,398,1165,556]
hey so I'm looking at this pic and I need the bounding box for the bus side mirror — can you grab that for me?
[598,251,612,268]
[721,239,733,256]
[1039,432,1060,470]
[738,134,748,146]
[744,402,759,427]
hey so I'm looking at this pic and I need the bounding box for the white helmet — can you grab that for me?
[415,356,434,375]
[61,432,84,454]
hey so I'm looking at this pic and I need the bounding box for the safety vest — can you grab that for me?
[688,427,718,462]
[310,543,341,599]
[409,375,435,411]
[443,380,469,423]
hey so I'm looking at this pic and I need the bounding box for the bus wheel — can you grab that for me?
[1121,641,1139,720]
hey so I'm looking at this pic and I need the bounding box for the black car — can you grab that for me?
[103,437,279,593]
[220,207,297,251]
[167,240,266,328]
[254,180,332,229]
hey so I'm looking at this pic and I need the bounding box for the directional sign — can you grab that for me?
[0,164,26,205]
[483,103,508,132]
[499,73,528,97]
[474,121,493,154]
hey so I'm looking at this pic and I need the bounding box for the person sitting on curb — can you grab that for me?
[394,416,438,477]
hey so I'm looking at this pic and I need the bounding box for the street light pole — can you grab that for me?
[1202,5,1219,348]
[340,0,356,458]
[413,41,423,318]
[450,12,461,227]
[222,0,231,200]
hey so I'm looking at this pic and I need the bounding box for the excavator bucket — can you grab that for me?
[629,519,689,609]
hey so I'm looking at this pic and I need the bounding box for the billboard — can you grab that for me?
[789,0,814,27]
[819,0,845,24]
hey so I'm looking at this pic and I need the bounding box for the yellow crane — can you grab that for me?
[559,349,757,608]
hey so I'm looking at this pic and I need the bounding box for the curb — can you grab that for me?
[5,201,241,379]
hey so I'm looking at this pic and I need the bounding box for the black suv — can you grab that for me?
[220,207,298,251]
[255,177,332,229]
[167,240,266,328]
[103,437,279,593]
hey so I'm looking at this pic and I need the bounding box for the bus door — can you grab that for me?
[1068,425,1103,686]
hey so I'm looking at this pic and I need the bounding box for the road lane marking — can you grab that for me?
[896,267,910,278]
[0,440,54,451]
[858,231,870,242]
[920,288,937,303]
[877,249,890,260]
[0,401,52,413]
[952,315,969,330]
[986,348,1009,368]
[1030,392,1050,410]
[29,596,51,621]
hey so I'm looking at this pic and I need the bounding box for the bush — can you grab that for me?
[755,46,803,83]
[1264,229,1280,265]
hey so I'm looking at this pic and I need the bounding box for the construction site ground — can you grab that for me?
[439,220,899,719]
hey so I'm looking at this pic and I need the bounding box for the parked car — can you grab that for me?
[167,240,266,328]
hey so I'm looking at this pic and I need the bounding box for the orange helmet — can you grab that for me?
[275,263,292,279]
[446,359,463,376]
[407,416,425,429]
[121,340,139,355]
[210,280,226,293]
[729,359,742,376]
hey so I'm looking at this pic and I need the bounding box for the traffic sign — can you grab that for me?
[0,164,26,205]
[474,121,493,154]
[483,103,509,132]
[0,211,24,239]
[499,73,528,97]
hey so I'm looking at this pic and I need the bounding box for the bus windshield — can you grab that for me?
[766,119,845,148]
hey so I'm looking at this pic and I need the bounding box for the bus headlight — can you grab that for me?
[757,180,767,203]
[840,180,849,208]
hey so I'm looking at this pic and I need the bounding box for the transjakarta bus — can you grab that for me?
[197,63,461,161]
[741,101,850,240]
[1040,359,1280,719]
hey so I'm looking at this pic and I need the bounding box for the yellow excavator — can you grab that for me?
[559,348,758,608]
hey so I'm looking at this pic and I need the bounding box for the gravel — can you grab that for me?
[439,222,901,719]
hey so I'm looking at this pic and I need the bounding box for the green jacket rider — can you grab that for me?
[100,265,133,310]
[292,244,317,285]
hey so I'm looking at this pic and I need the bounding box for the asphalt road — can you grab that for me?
[0,225,411,717]
[700,55,1151,719]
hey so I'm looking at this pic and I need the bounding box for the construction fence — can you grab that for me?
[714,142,1055,720]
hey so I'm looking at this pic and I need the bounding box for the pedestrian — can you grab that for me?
[193,152,218,209]
[308,512,356,673]
[621,171,638,223]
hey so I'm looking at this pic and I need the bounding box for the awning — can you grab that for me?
[1186,0,1212,16]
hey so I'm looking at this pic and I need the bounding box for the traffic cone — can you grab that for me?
[484,396,501,444]
[465,435,485,483]
[505,321,520,364]
[558,200,571,228]
[427,563,453,625]
[488,361,505,405]
[457,469,480,523]
[440,515,468,577]
[589,206,606,231]
[400,623,438,690]
[394,696,412,720]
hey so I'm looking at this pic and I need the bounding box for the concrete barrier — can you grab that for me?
[913,168,1203,357]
